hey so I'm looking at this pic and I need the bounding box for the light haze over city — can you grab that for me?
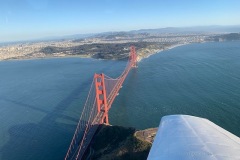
[1,0,240,42]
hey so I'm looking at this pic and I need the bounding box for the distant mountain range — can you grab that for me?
[128,25,240,34]
[76,25,240,40]
[1,25,240,45]
[37,25,240,42]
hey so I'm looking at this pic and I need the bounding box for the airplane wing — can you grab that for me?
[148,115,240,160]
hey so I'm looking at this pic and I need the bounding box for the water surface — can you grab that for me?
[0,41,240,159]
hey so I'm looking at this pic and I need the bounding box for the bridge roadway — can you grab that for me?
[76,106,107,159]
[65,46,137,160]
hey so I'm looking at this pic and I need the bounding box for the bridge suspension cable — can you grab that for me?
[65,46,137,160]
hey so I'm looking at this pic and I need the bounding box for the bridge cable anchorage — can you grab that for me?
[65,46,137,160]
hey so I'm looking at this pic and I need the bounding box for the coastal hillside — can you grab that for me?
[84,125,152,160]
[208,33,240,41]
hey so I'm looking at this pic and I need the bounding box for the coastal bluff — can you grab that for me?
[82,125,157,160]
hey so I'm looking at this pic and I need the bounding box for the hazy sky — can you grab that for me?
[1,0,240,42]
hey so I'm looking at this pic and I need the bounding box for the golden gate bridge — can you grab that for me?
[65,46,137,160]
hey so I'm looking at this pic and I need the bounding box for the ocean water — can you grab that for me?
[0,41,240,159]
[110,41,240,134]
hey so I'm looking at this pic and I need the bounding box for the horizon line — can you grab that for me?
[1,24,240,44]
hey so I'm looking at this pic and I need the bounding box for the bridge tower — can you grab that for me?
[94,73,109,124]
[65,46,138,160]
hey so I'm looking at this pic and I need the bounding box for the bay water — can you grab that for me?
[0,41,240,159]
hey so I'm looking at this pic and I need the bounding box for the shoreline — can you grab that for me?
[0,43,190,62]
[137,42,189,62]
[0,54,92,62]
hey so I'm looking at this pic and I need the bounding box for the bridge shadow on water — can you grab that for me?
[0,58,130,160]
[1,77,93,160]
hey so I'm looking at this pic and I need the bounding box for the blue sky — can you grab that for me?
[1,0,240,42]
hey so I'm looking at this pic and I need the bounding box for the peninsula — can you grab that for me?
[0,32,210,61]
[1,31,239,61]
[82,125,157,160]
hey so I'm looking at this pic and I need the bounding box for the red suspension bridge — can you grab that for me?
[65,46,137,160]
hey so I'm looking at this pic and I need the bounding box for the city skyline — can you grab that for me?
[1,0,240,42]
